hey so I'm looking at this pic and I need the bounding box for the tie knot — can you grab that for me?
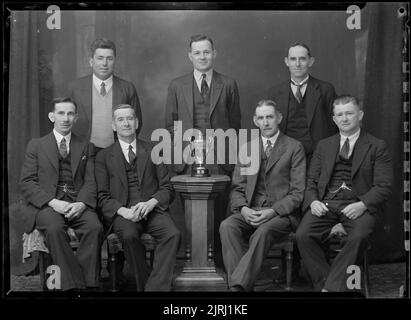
[266,139,272,147]
[201,73,207,80]
[101,82,105,87]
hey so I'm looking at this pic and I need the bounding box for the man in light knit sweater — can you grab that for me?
[68,38,142,152]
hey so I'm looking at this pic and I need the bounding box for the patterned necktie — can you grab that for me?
[340,137,350,159]
[100,82,106,96]
[128,145,136,164]
[201,73,209,98]
[59,137,68,158]
[265,139,273,158]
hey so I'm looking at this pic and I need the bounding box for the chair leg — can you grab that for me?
[108,252,118,292]
[39,252,47,291]
[285,250,293,291]
[363,252,370,298]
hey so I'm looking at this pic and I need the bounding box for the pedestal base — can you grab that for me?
[173,261,227,291]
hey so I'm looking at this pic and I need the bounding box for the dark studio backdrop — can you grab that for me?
[5,3,406,276]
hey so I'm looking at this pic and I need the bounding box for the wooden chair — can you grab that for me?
[270,233,295,291]
[106,232,158,291]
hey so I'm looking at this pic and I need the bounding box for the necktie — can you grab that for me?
[265,139,273,158]
[59,137,68,158]
[340,137,350,159]
[200,73,209,98]
[128,145,136,164]
[292,79,307,103]
[100,82,106,96]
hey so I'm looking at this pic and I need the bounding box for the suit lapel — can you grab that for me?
[304,77,321,128]
[70,135,85,177]
[112,76,122,107]
[325,135,340,181]
[83,75,93,124]
[42,132,59,172]
[351,132,370,178]
[182,74,194,120]
[209,71,223,117]
[112,141,128,192]
[246,138,261,203]
[136,139,149,188]
[265,132,285,173]
[277,82,290,132]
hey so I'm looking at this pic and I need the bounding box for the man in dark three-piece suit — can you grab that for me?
[96,104,180,291]
[296,95,392,292]
[165,34,241,264]
[19,97,103,291]
[266,43,337,164]
[220,100,306,292]
[68,38,142,150]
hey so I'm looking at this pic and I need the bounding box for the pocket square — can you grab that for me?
[81,155,87,160]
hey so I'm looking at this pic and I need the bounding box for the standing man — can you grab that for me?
[220,100,306,292]
[267,43,337,163]
[68,38,142,151]
[296,95,392,292]
[20,97,103,291]
[165,34,241,262]
[95,104,180,291]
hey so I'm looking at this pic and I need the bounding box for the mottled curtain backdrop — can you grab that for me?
[7,5,405,274]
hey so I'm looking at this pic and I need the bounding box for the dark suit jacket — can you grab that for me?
[230,133,306,231]
[68,74,142,138]
[303,131,393,214]
[266,76,338,149]
[95,138,175,231]
[165,70,241,173]
[19,132,96,233]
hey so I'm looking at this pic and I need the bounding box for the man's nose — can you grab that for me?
[102,58,108,65]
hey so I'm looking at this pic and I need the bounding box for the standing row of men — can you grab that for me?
[19,35,392,293]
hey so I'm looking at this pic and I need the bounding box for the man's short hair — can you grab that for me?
[287,42,312,57]
[189,34,214,50]
[255,99,282,117]
[90,38,116,57]
[112,104,137,119]
[332,95,362,112]
[51,97,77,112]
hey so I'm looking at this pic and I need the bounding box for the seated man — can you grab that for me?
[219,100,306,292]
[19,97,103,291]
[95,104,180,291]
[296,95,393,292]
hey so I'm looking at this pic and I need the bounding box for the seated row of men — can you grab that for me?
[19,93,392,292]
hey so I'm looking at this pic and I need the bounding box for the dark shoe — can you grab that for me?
[229,285,245,292]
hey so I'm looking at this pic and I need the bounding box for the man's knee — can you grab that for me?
[219,217,234,236]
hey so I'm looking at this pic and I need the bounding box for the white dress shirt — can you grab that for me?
[261,130,280,153]
[290,75,309,98]
[118,138,137,163]
[340,129,361,158]
[194,69,213,92]
[93,74,113,94]
[53,129,71,155]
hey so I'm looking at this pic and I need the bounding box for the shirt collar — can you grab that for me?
[118,137,137,152]
[290,75,309,86]
[261,130,280,148]
[53,129,71,145]
[194,69,213,83]
[340,128,361,142]
[93,74,113,88]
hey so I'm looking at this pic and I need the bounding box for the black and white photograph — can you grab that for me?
[2,1,409,311]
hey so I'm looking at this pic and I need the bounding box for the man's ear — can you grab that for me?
[308,56,315,67]
[212,49,217,59]
[73,113,79,123]
[188,52,193,63]
[48,112,55,123]
[277,113,283,124]
[89,57,93,68]
[253,115,258,127]
[111,121,117,132]
[284,57,290,67]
